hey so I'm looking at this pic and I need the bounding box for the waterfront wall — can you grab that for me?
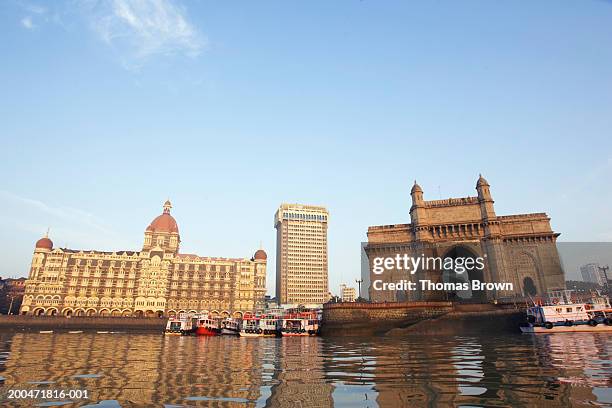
[0,315,167,332]
[322,301,525,336]
[321,301,454,335]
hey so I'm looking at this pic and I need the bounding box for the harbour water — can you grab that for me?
[0,331,610,407]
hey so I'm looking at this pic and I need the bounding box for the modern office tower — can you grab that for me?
[580,263,605,286]
[275,204,329,306]
[340,284,356,302]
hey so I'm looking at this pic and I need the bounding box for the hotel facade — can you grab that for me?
[275,203,329,306]
[20,201,267,317]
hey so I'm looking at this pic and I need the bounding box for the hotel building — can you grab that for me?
[20,201,267,317]
[275,204,329,306]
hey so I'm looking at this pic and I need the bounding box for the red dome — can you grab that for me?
[254,249,267,260]
[147,213,179,234]
[35,236,53,250]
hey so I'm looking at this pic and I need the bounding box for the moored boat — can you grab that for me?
[521,289,612,334]
[240,316,263,337]
[281,310,320,337]
[260,315,281,336]
[195,317,221,336]
[165,313,196,335]
[221,318,241,335]
[165,317,183,335]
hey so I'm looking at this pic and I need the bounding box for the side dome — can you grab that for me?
[146,200,179,234]
[411,180,423,194]
[254,249,267,260]
[476,174,490,188]
[35,236,53,250]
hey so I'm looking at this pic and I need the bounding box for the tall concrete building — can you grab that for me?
[275,204,329,306]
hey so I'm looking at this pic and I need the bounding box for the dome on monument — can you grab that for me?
[35,236,53,250]
[476,174,490,188]
[411,180,423,194]
[146,200,179,234]
[254,249,267,260]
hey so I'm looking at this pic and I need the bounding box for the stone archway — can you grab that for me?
[523,276,537,297]
[515,252,542,297]
[441,245,487,302]
[46,308,58,316]
[33,307,45,316]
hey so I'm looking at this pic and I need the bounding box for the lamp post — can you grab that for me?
[8,296,14,315]
[599,265,610,293]
[355,278,363,301]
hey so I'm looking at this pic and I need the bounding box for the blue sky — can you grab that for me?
[1,0,611,290]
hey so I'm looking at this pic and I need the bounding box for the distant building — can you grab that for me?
[580,263,606,286]
[340,284,356,302]
[0,277,27,314]
[20,201,267,317]
[275,204,329,306]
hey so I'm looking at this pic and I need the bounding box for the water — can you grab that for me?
[0,332,610,407]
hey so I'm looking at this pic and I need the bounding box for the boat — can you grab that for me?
[281,310,320,336]
[195,317,221,336]
[165,317,184,335]
[220,318,241,335]
[520,289,612,333]
[39,330,53,334]
[240,316,263,337]
[260,315,281,336]
[68,330,83,334]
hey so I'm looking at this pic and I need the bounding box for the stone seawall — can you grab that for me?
[322,301,525,336]
[0,315,168,332]
[322,301,454,336]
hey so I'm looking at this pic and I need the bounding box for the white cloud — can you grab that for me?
[89,0,205,64]
[0,190,112,236]
[21,16,34,29]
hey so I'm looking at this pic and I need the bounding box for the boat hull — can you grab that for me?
[196,327,220,336]
[521,324,612,334]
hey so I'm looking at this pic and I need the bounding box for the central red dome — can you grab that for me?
[146,201,179,234]
[35,236,53,250]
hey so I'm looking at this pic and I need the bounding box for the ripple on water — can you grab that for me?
[0,332,609,407]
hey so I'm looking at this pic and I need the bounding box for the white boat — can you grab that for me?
[165,313,196,335]
[220,318,241,335]
[281,310,320,337]
[260,315,281,336]
[521,289,612,333]
[68,330,83,334]
[240,316,263,337]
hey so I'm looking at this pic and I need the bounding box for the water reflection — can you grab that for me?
[0,332,609,407]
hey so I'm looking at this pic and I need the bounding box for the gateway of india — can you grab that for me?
[366,176,566,302]
[20,201,267,317]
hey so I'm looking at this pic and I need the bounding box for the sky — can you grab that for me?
[1,0,611,291]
